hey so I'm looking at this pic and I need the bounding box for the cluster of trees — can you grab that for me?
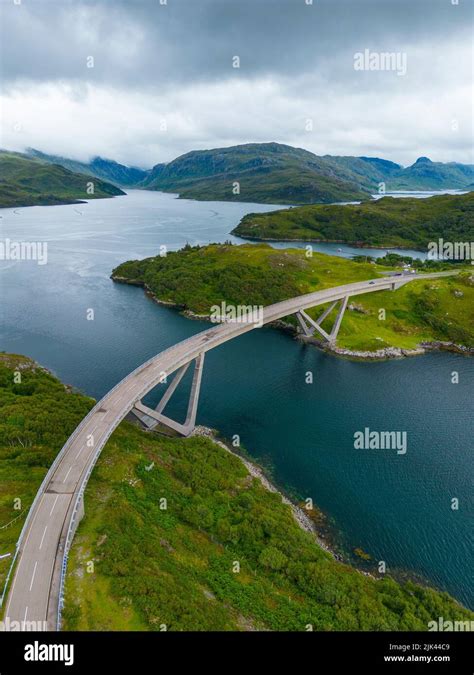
[353,253,464,271]
[113,244,304,314]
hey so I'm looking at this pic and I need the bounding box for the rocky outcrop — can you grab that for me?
[420,341,474,356]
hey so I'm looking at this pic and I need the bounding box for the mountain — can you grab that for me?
[26,148,148,187]
[6,144,472,207]
[323,156,403,189]
[232,191,474,250]
[387,156,474,190]
[139,143,474,204]
[139,142,370,204]
[0,151,125,208]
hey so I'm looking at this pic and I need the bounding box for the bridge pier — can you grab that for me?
[132,353,205,437]
[329,296,349,344]
[296,296,349,345]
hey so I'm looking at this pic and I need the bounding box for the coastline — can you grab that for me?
[230,230,424,252]
[111,275,474,361]
[189,425,371,571]
[188,425,448,592]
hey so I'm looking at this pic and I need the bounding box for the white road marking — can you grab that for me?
[29,562,38,591]
[39,526,48,550]
[75,446,84,459]
[63,467,72,483]
[49,495,59,516]
[23,606,28,623]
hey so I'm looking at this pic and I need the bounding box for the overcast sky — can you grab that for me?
[0,0,472,168]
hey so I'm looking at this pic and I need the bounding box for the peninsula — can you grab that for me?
[111,243,474,356]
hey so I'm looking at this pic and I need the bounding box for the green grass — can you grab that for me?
[0,353,472,631]
[232,192,474,250]
[112,243,474,351]
[0,151,125,207]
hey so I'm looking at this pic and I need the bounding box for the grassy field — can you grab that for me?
[112,243,474,352]
[232,192,474,250]
[0,151,125,208]
[0,354,470,630]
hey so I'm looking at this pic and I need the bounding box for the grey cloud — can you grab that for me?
[1,0,471,90]
[0,0,472,166]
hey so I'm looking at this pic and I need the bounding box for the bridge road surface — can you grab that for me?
[2,272,455,630]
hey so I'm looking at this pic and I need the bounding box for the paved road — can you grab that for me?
[1,272,455,630]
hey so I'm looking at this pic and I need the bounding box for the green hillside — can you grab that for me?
[389,157,474,190]
[27,148,148,187]
[140,143,474,204]
[140,142,369,204]
[232,192,474,250]
[0,151,125,207]
[112,243,474,352]
[328,156,474,192]
[0,353,471,631]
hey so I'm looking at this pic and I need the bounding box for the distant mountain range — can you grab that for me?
[26,148,148,188]
[140,143,474,204]
[2,143,473,209]
[0,151,125,208]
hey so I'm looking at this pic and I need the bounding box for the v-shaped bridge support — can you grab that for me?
[132,353,205,436]
[296,296,349,345]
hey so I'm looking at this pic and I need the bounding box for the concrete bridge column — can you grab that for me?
[155,362,190,414]
[296,296,349,345]
[131,352,206,437]
[329,296,349,344]
[298,309,331,341]
[296,311,313,337]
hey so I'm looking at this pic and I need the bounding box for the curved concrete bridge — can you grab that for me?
[1,272,454,631]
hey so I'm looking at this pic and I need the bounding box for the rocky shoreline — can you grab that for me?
[111,275,473,360]
[190,425,341,560]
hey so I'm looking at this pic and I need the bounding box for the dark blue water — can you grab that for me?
[0,190,472,608]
